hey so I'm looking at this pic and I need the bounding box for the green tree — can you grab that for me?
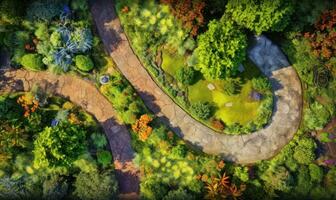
[176,67,197,85]
[33,123,87,168]
[20,54,45,71]
[191,102,215,120]
[74,55,94,72]
[260,166,293,192]
[74,170,118,200]
[96,150,112,168]
[194,17,247,80]
[308,164,323,183]
[226,0,294,35]
[293,137,317,165]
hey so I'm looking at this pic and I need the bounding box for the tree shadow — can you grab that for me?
[0,70,24,92]
[89,0,123,54]
[137,91,162,115]
[101,117,140,194]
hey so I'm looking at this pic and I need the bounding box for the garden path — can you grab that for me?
[90,0,303,164]
[0,69,139,199]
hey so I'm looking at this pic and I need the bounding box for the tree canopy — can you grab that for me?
[226,0,294,35]
[33,123,87,168]
[194,17,247,80]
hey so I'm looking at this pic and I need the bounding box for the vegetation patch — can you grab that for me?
[0,91,117,199]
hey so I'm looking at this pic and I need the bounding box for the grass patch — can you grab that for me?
[161,49,185,78]
[188,59,265,126]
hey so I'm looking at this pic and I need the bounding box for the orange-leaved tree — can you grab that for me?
[304,9,336,60]
[160,0,206,37]
[17,93,39,117]
[132,114,153,141]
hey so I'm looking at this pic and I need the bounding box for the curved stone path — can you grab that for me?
[91,0,303,164]
[0,69,139,198]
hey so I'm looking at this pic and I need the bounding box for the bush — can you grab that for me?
[260,165,293,192]
[293,137,316,165]
[175,67,197,85]
[160,0,206,37]
[304,101,331,131]
[97,150,112,168]
[74,170,118,200]
[26,0,62,21]
[252,77,272,93]
[20,54,45,71]
[295,166,313,195]
[223,78,241,95]
[194,17,247,80]
[34,22,49,41]
[74,55,94,72]
[191,102,214,120]
[33,123,87,168]
[226,0,294,35]
[308,164,323,183]
[0,0,25,24]
[91,133,107,149]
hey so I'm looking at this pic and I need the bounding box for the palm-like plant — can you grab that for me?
[203,173,246,200]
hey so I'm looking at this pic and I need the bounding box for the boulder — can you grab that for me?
[248,35,290,76]
[207,83,215,91]
[250,90,262,101]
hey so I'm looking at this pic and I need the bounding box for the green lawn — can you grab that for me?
[188,60,264,126]
[161,49,185,77]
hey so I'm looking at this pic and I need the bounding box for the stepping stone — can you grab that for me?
[250,90,262,101]
[207,83,215,91]
[225,102,233,107]
[238,64,245,72]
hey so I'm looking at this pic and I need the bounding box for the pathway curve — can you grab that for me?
[90,0,303,164]
[0,69,139,198]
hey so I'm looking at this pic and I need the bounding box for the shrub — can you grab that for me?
[304,101,331,131]
[160,0,206,37]
[295,166,313,195]
[74,170,118,200]
[33,123,87,168]
[91,133,107,149]
[293,137,317,165]
[26,0,62,21]
[0,0,24,24]
[234,166,249,182]
[223,78,241,95]
[175,67,197,85]
[34,22,49,41]
[304,9,336,59]
[74,55,94,72]
[97,150,112,168]
[252,77,272,93]
[260,166,293,192]
[226,0,294,35]
[162,189,194,200]
[132,114,153,141]
[50,31,62,47]
[191,102,214,120]
[308,164,323,183]
[20,54,45,71]
[194,17,247,80]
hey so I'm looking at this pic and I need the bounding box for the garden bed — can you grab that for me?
[116,0,273,135]
[0,91,117,199]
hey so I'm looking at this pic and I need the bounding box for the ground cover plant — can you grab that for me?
[0,90,117,199]
[116,0,274,135]
[0,0,109,78]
